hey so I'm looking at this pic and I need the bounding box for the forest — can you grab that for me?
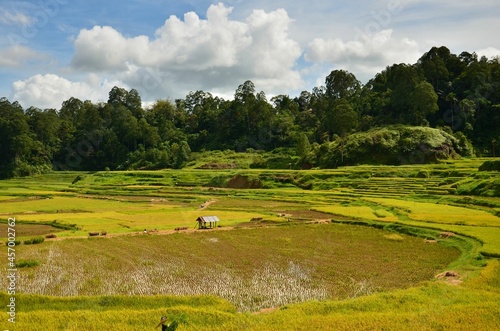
[1,46,499,178]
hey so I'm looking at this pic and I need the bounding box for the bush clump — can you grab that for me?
[479,160,500,172]
[23,237,45,245]
[315,126,466,168]
[16,259,41,268]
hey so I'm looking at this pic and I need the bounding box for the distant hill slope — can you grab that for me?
[316,125,472,168]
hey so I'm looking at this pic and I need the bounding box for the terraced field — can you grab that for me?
[1,158,499,329]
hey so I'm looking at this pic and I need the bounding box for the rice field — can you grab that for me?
[1,158,500,329]
[365,197,500,226]
[2,224,459,312]
[2,260,499,330]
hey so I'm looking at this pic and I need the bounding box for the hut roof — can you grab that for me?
[197,216,220,223]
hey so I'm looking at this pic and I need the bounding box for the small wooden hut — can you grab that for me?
[195,216,220,229]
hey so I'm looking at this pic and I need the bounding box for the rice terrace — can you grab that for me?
[1,157,500,330]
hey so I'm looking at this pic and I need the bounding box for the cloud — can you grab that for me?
[0,45,42,68]
[305,29,422,82]
[0,10,33,27]
[72,26,150,72]
[477,47,500,60]
[11,74,124,109]
[70,3,303,99]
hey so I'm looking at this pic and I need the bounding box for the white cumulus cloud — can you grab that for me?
[70,3,303,100]
[0,45,42,68]
[305,29,422,83]
[11,74,124,109]
[477,47,500,60]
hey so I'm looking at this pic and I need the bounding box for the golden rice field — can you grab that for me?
[1,223,460,313]
[1,159,500,329]
[365,197,500,226]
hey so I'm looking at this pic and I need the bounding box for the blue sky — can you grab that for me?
[1,0,499,109]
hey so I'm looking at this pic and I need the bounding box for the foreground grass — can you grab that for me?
[2,260,499,330]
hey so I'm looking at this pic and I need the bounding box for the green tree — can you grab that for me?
[59,97,84,125]
[183,91,223,150]
[25,107,61,158]
[138,117,160,148]
[409,81,439,124]
[110,105,140,151]
[322,98,359,140]
[325,69,361,100]
[146,99,177,141]
[172,141,191,168]
[108,86,144,119]
[296,133,311,160]
[0,98,39,178]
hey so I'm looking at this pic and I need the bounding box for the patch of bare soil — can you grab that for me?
[0,196,48,203]
[0,223,62,238]
[226,174,263,189]
[435,271,462,285]
[197,163,237,169]
[253,307,279,315]
[199,199,217,209]
[46,223,239,241]
[276,210,334,220]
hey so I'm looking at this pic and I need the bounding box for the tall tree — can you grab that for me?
[325,69,362,100]
[327,99,359,136]
[0,98,37,178]
[409,81,439,124]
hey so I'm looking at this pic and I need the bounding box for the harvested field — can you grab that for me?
[8,223,459,311]
[0,222,62,238]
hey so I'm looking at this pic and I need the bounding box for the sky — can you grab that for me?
[0,0,499,109]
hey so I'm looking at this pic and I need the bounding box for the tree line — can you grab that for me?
[1,46,499,178]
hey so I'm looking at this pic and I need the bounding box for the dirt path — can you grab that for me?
[46,223,238,241]
[199,199,217,210]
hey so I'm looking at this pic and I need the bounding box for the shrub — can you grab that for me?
[72,175,83,184]
[317,125,462,167]
[479,160,500,172]
[24,237,45,245]
[16,259,41,268]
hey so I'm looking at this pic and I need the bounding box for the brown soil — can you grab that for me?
[199,199,217,209]
[435,270,462,285]
[197,163,237,169]
[226,174,263,189]
[275,210,335,220]
[45,224,238,241]
[0,223,62,239]
[253,307,279,315]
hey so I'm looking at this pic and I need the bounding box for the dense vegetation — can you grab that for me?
[1,46,499,178]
